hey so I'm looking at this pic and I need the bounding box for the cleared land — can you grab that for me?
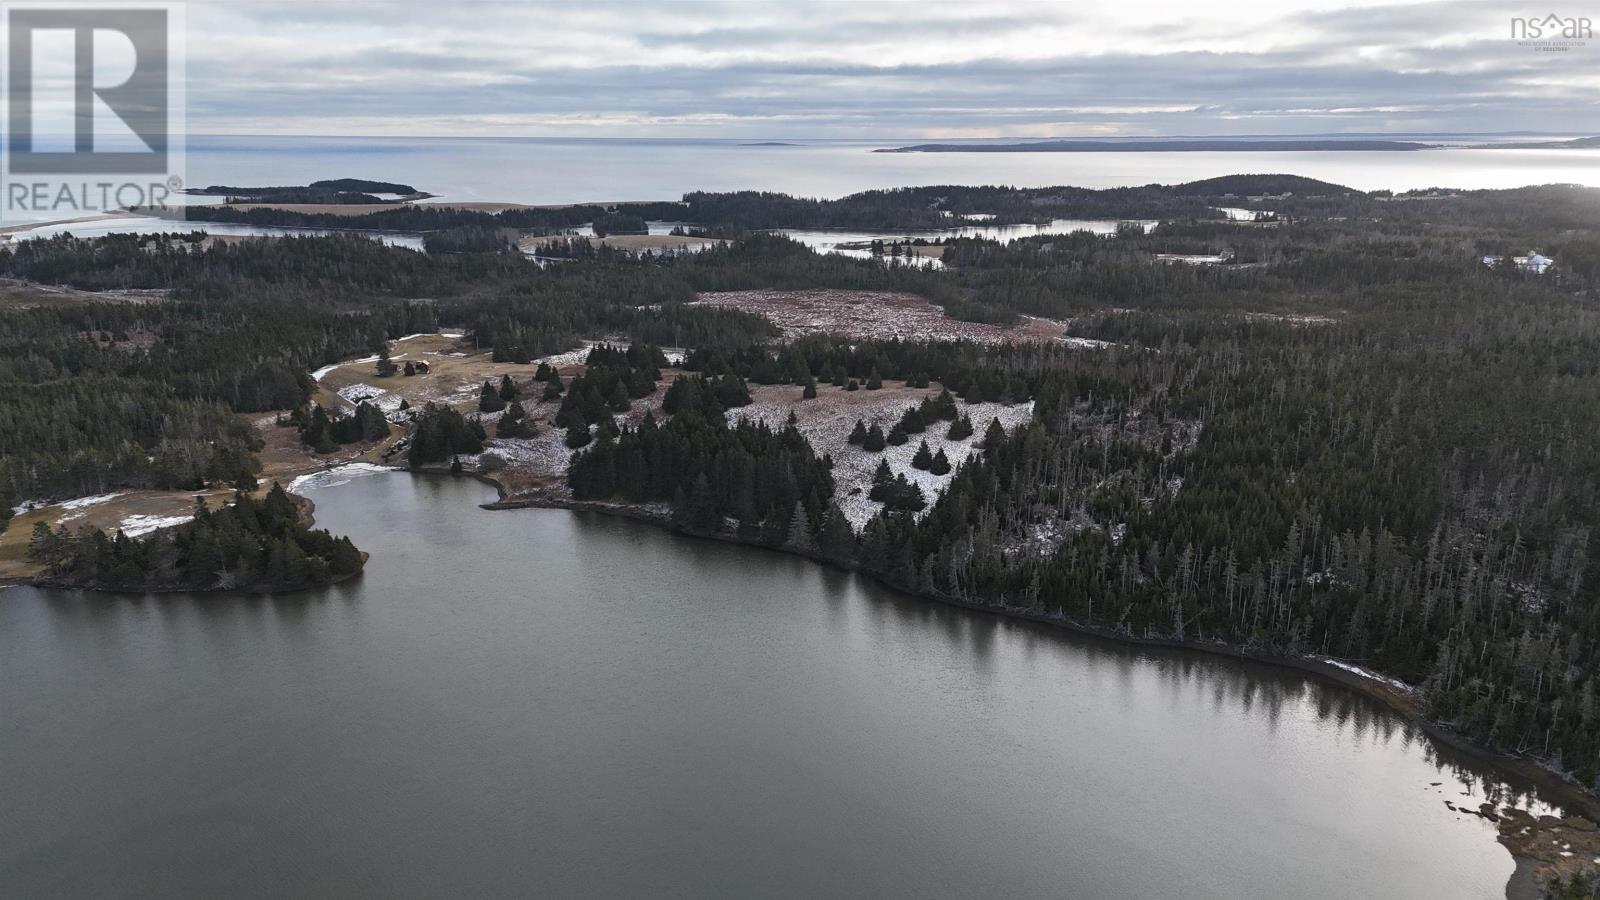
[693,289,1077,344]
[736,384,1033,528]
[1,490,234,579]
[0,277,167,309]
[592,234,719,252]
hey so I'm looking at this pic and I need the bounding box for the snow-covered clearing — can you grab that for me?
[536,340,687,368]
[735,386,1033,529]
[1242,311,1338,326]
[12,491,127,517]
[469,433,576,482]
[693,289,1072,345]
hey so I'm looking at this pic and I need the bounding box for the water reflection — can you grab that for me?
[0,473,1550,899]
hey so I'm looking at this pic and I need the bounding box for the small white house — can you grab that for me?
[1481,251,1555,275]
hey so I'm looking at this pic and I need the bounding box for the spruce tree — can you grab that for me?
[912,440,933,470]
[497,400,537,439]
[802,377,818,399]
[848,419,868,445]
[981,417,1006,449]
[819,504,856,560]
[863,424,886,452]
[499,374,519,401]
[785,501,815,552]
[866,368,883,390]
[868,459,893,500]
[887,424,908,446]
[901,406,925,433]
[929,448,951,476]
[479,381,506,413]
[607,379,631,412]
[564,421,592,449]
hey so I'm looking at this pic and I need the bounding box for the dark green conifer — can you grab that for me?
[479,381,506,413]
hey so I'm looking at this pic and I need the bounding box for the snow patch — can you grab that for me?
[57,492,126,511]
[1317,658,1417,694]
[536,340,687,368]
[287,462,394,496]
[118,514,192,537]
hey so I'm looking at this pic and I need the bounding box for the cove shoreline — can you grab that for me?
[478,484,1594,900]
[481,486,1600,819]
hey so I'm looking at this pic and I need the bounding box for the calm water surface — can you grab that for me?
[177,135,1600,203]
[0,471,1557,898]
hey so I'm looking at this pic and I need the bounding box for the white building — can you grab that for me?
[1481,251,1555,275]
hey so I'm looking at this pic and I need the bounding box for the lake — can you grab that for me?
[0,469,1561,898]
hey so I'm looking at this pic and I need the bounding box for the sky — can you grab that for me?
[183,0,1599,139]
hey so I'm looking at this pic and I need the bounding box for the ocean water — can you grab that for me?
[176,135,1600,205]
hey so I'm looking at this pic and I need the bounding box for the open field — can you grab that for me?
[0,277,168,309]
[311,332,577,413]
[692,289,1085,344]
[593,234,720,252]
[516,233,720,254]
[410,200,535,213]
[0,490,235,579]
[735,382,1033,528]
[0,408,402,580]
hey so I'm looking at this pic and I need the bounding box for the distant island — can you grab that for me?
[742,141,800,147]
[184,178,433,204]
[877,139,1433,153]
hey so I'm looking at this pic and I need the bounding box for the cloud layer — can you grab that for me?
[185,0,1600,137]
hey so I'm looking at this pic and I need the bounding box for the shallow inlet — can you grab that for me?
[0,471,1557,898]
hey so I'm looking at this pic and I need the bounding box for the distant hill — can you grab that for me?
[876,139,1431,153]
[1166,174,1361,196]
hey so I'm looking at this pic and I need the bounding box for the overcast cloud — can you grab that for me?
[185,0,1600,137]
